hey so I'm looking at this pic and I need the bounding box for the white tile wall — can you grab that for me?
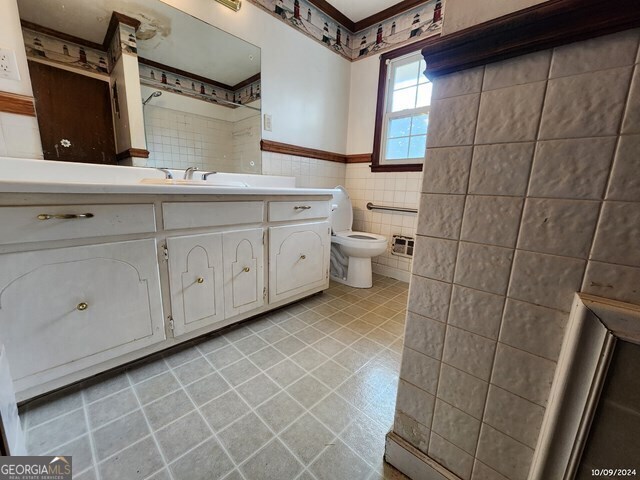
[345,163,421,281]
[232,115,262,173]
[261,152,346,189]
[0,113,43,159]
[144,106,237,172]
[392,28,640,480]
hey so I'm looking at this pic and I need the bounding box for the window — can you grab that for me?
[371,44,434,173]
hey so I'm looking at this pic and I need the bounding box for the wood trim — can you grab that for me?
[138,57,235,92]
[261,140,346,163]
[0,92,36,117]
[103,11,141,51]
[307,0,355,32]
[21,20,106,52]
[371,163,423,172]
[232,73,261,91]
[354,0,430,33]
[422,0,640,79]
[346,154,372,164]
[116,148,149,162]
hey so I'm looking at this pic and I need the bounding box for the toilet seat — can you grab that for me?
[332,230,387,250]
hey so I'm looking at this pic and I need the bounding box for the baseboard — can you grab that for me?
[372,264,411,283]
[385,432,461,480]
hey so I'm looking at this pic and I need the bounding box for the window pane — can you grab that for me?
[416,83,433,107]
[386,137,410,160]
[388,117,412,138]
[394,61,420,90]
[418,59,428,83]
[411,114,429,135]
[408,135,427,159]
[392,86,417,112]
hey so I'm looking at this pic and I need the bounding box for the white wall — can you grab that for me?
[442,0,550,35]
[161,0,351,155]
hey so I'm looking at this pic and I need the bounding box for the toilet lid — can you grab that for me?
[331,186,353,233]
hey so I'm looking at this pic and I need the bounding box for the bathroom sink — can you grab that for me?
[140,178,248,187]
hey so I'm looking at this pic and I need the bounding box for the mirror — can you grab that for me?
[16,0,262,174]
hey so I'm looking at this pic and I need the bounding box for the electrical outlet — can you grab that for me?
[0,48,20,81]
[264,114,272,132]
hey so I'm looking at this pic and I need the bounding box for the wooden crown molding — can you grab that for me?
[0,92,36,117]
[307,0,432,33]
[261,140,371,165]
[421,0,640,79]
[116,148,149,162]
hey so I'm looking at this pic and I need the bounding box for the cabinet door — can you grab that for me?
[269,222,330,303]
[0,240,164,391]
[167,233,224,337]
[223,229,264,318]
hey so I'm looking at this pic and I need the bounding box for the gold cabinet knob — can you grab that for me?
[77,302,88,311]
[243,267,251,273]
[196,277,205,284]
[300,255,307,260]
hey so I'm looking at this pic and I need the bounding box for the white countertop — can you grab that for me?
[0,180,336,196]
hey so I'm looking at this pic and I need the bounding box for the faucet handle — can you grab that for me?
[202,171,218,180]
[156,168,173,179]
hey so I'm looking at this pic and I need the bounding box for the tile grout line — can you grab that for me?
[80,390,102,480]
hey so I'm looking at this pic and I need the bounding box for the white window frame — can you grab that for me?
[379,52,431,166]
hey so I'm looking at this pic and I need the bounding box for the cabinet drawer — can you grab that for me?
[163,202,264,230]
[0,239,165,390]
[268,201,331,222]
[0,204,156,245]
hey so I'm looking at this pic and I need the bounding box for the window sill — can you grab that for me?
[370,163,423,173]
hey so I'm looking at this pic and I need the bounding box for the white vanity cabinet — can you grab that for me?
[269,222,331,303]
[0,239,165,393]
[167,233,225,337]
[222,229,265,318]
[0,190,333,401]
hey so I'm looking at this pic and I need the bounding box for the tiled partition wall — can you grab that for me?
[144,106,236,172]
[261,152,346,189]
[392,29,640,480]
[345,164,421,281]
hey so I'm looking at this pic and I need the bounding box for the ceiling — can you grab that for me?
[16,0,260,86]
[324,0,401,22]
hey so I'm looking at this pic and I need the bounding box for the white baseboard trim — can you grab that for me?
[385,432,461,480]
[372,264,411,283]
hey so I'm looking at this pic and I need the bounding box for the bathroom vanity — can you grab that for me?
[0,177,334,401]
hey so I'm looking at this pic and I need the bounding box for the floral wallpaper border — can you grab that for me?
[246,0,443,61]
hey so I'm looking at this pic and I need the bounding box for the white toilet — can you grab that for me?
[330,186,388,288]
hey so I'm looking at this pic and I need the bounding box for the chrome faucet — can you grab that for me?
[202,171,217,180]
[184,167,199,180]
[156,168,173,179]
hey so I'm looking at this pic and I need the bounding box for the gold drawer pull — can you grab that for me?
[294,206,311,210]
[38,213,94,221]
[77,302,89,311]
[243,267,251,273]
[196,277,205,284]
[300,255,307,260]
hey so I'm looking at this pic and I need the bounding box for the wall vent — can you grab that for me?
[391,235,414,258]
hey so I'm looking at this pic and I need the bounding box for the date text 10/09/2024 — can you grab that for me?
[591,469,637,477]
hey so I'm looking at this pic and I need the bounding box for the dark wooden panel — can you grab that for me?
[0,92,36,116]
[371,163,423,172]
[28,61,117,164]
[232,73,261,91]
[261,139,347,163]
[422,0,640,79]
